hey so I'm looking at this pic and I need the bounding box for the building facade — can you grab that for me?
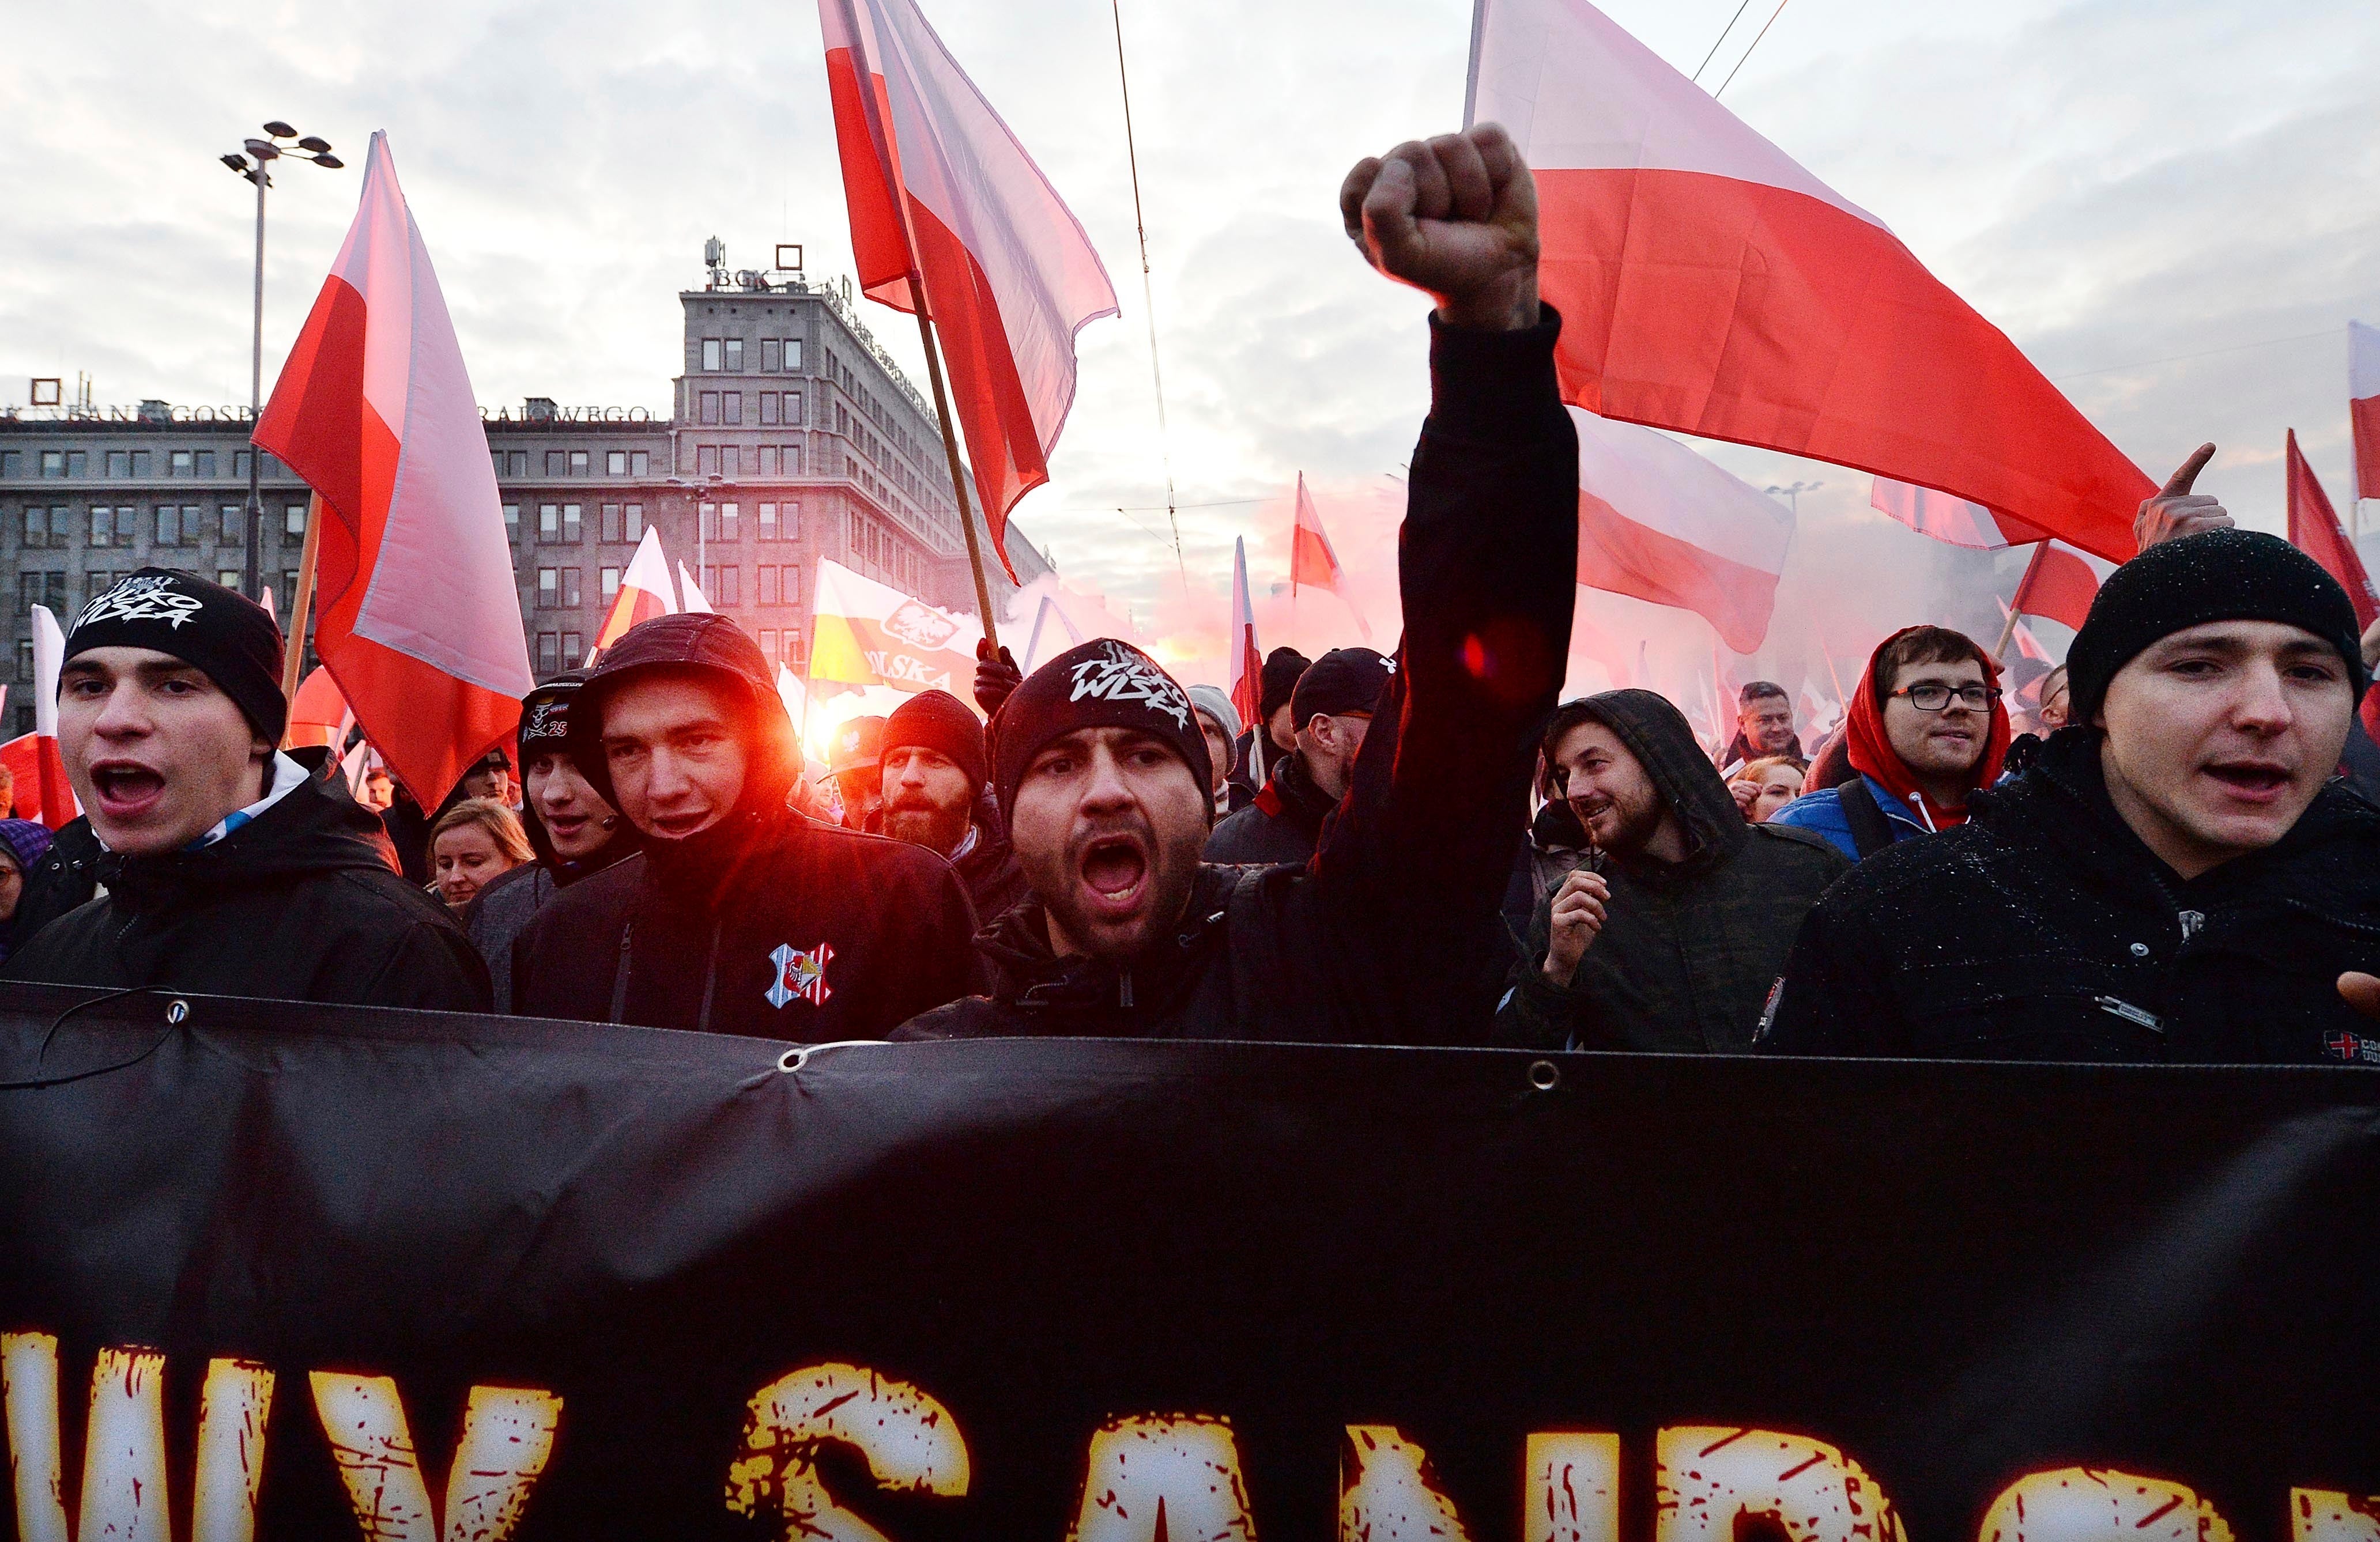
[0,256,1049,736]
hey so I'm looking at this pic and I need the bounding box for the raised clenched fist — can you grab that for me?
[1340,123,1540,332]
[2134,443,2234,550]
[1541,868,1610,988]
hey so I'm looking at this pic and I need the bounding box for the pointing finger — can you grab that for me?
[2162,442,2216,497]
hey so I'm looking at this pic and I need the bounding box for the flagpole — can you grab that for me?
[278,491,325,714]
[1994,543,2047,660]
[832,0,999,650]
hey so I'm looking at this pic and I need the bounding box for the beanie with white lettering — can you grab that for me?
[64,568,286,742]
[992,639,1212,824]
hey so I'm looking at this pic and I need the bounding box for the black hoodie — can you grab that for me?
[1759,728,2380,1063]
[1203,749,1339,864]
[1496,689,1847,1053]
[509,614,983,1039]
[3,757,489,1010]
[897,309,1578,1045]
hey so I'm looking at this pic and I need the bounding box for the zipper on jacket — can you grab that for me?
[2095,995,2164,1034]
[1118,967,1134,1008]
[2178,909,2205,941]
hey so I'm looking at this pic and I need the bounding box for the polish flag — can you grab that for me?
[2351,323,2380,501]
[2008,543,2102,632]
[252,132,533,808]
[677,562,716,615]
[1227,536,1263,734]
[1869,478,2050,551]
[2287,429,2378,630]
[0,606,77,830]
[1469,0,2152,564]
[820,0,1118,579]
[1568,405,1794,653]
[1994,600,2056,664]
[284,666,351,750]
[1289,474,1371,642]
[590,526,680,660]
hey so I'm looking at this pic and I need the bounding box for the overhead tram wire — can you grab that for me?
[1713,0,1793,100]
[1691,0,1757,83]
[1111,0,1189,592]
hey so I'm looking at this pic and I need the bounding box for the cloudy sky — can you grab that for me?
[6,0,2377,709]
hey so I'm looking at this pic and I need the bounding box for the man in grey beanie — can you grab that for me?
[1760,527,2380,1064]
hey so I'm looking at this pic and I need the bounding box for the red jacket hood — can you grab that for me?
[1845,626,2011,829]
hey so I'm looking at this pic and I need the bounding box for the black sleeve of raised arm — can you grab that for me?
[1310,309,1578,1042]
[1752,895,1898,1057]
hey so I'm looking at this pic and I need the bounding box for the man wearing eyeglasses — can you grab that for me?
[1770,626,2011,862]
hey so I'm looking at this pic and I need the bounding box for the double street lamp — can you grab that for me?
[221,122,342,603]
[1764,479,1824,516]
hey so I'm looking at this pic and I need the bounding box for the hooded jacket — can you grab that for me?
[1204,748,1340,865]
[1771,628,2011,860]
[1759,728,2380,1063]
[3,758,489,1010]
[508,614,983,1039]
[1496,690,1849,1053]
[897,309,1578,1045]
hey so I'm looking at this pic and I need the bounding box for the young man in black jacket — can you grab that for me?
[4,569,488,1010]
[896,122,1576,1046]
[879,689,1028,923]
[1205,647,1393,865]
[509,614,981,1039]
[1759,528,2380,1063]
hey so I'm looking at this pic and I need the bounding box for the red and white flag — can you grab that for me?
[0,606,74,830]
[1289,474,1371,642]
[2007,542,2102,632]
[820,0,1118,578]
[1568,406,1794,653]
[2288,428,2378,631]
[1994,600,2056,664]
[1469,0,2151,563]
[677,562,716,616]
[252,132,532,808]
[2351,322,2380,501]
[1227,536,1263,735]
[590,526,680,659]
[1869,478,2050,551]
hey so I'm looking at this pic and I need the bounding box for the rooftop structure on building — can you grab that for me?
[0,237,1051,733]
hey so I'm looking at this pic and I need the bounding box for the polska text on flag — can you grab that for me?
[809,557,983,698]
[251,131,533,807]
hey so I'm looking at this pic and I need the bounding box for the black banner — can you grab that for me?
[2,981,2377,1541]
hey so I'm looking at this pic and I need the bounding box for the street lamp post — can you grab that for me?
[1763,479,1824,517]
[221,122,342,604]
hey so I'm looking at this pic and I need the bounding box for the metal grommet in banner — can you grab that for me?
[165,1000,191,1026]
[776,1046,809,1074]
[1527,1059,1560,1092]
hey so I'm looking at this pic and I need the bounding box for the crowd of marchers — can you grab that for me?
[7,124,2380,1067]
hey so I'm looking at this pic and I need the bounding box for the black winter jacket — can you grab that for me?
[1757,728,2380,1063]
[3,761,489,1011]
[898,309,1578,1045]
[951,822,1030,924]
[1497,690,1849,1053]
[9,817,101,950]
[1203,750,1338,865]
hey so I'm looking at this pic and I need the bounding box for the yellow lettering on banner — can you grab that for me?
[2295,1490,2380,1541]
[308,1373,561,1542]
[2,1333,277,1542]
[1065,1414,1257,1542]
[1525,1432,1620,1542]
[1977,1468,2232,1542]
[723,1362,968,1542]
[1339,1424,1474,1542]
[1655,1427,1905,1542]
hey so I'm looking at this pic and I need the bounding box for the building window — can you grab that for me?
[156,505,201,546]
[22,507,68,548]
[704,565,740,606]
[233,451,252,479]
[195,451,216,478]
[702,338,722,371]
[563,632,583,670]
[20,570,66,617]
[219,505,243,544]
[759,565,779,607]
[503,503,520,539]
[783,339,802,371]
[699,502,718,542]
[491,449,504,477]
[601,504,624,543]
[631,449,650,477]
[281,569,300,603]
[761,339,780,373]
[697,445,719,477]
[624,502,644,541]
[606,450,627,476]
[562,504,582,541]
[758,447,777,476]
[564,449,585,476]
[217,569,240,589]
[537,632,559,674]
[39,452,61,479]
[508,451,530,477]
[89,507,137,547]
[699,392,720,426]
[760,393,779,427]
[719,502,738,542]
[786,626,805,667]
[105,450,130,478]
[724,338,744,372]
[600,566,620,602]
[782,444,803,475]
[723,392,742,426]
[537,568,557,608]
[760,627,778,660]
[69,451,89,478]
[14,641,28,682]
[0,451,18,478]
[783,392,804,426]
[168,449,193,477]
[759,502,779,541]
[784,563,801,602]
[284,503,308,545]
[539,504,560,541]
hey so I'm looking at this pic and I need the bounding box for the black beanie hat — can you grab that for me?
[993,639,1212,823]
[2066,528,2369,725]
[64,568,286,742]
[881,689,989,793]
[1291,647,1395,725]
[1259,647,1311,721]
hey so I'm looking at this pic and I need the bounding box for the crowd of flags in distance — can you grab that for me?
[71,0,2368,816]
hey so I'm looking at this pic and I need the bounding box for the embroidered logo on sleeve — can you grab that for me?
[2325,1030,2380,1064]
[767,942,835,1009]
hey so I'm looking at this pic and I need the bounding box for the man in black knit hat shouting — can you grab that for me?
[897,122,1576,1044]
[1761,527,2380,1063]
[5,568,488,1008]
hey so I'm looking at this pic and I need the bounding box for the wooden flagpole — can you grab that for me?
[278,492,325,724]
[1994,543,2047,660]
[832,0,999,649]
